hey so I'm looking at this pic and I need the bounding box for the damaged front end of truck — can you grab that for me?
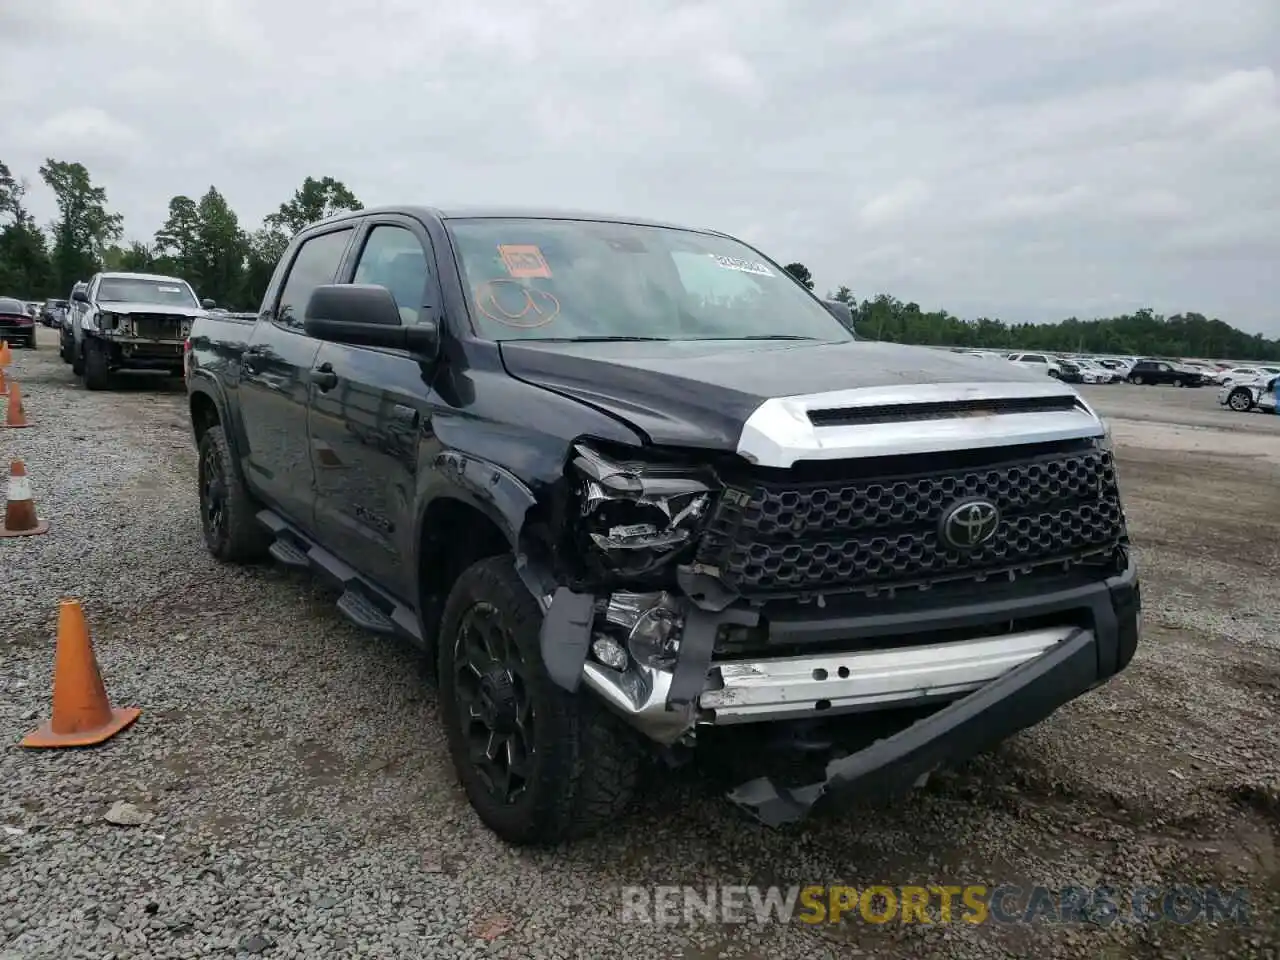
[514,382,1141,828]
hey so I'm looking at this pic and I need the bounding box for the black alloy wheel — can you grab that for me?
[452,602,534,805]
[199,439,228,551]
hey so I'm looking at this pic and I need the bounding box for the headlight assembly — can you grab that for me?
[570,442,717,576]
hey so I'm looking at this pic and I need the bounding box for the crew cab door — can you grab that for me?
[237,224,357,530]
[307,215,442,600]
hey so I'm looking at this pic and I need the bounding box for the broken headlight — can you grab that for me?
[570,442,717,578]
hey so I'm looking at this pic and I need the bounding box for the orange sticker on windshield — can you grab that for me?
[498,244,552,279]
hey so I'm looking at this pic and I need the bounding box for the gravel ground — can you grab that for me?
[2,330,1278,959]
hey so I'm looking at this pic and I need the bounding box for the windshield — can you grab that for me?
[445,218,853,342]
[98,277,198,307]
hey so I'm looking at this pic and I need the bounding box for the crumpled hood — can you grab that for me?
[97,301,203,317]
[499,338,1052,449]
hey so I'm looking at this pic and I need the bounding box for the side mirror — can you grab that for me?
[303,284,439,358]
[72,289,89,304]
[201,298,216,310]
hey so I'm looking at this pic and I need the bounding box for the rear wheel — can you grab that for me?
[1129,374,1143,385]
[197,424,270,563]
[438,556,639,845]
[1228,388,1253,412]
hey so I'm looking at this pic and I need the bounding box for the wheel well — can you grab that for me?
[190,392,221,444]
[418,498,512,639]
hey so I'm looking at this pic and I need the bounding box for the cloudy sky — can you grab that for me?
[4,0,1279,333]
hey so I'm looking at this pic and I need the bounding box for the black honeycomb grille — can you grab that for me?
[696,446,1125,597]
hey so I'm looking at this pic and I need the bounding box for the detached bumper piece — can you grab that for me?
[727,627,1100,827]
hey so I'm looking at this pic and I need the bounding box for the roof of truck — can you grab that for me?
[313,204,722,235]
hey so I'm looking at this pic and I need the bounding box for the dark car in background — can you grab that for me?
[0,296,37,348]
[42,298,69,328]
[1126,359,1204,387]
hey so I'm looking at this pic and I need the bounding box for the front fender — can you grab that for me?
[416,450,537,548]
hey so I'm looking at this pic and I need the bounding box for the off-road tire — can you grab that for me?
[83,340,110,390]
[197,425,270,563]
[438,556,640,846]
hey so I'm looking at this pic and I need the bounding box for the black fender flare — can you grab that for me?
[411,451,557,606]
[412,451,591,690]
[187,373,253,487]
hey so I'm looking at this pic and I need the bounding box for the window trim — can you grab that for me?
[270,223,359,332]
[346,219,438,327]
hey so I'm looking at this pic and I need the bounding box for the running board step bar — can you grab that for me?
[337,589,395,634]
[256,509,423,646]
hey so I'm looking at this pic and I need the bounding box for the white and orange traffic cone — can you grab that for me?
[0,460,49,537]
[22,600,141,748]
[1,382,31,428]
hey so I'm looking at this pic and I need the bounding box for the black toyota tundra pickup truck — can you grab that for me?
[185,205,1141,844]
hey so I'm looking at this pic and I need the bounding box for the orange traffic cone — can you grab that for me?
[0,365,6,393]
[0,339,11,367]
[21,600,141,748]
[2,382,31,428]
[0,460,49,537]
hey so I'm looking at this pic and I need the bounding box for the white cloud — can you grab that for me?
[1,0,1277,333]
[859,180,931,227]
[26,108,142,159]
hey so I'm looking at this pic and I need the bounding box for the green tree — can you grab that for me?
[264,175,363,235]
[784,262,814,289]
[0,160,54,296]
[39,159,123,292]
[242,175,362,308]
[154,195,201,265]
[242,227,289,310]
[103,241,156,272]
[191,186,247,306]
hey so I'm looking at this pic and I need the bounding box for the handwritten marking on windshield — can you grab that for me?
[474,280,561,329]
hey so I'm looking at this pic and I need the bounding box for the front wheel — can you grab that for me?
[1129,374,1143,385]
[438,556,639,846]
[1228,389,1254,412]
[1173,378,1184,388]
[83,340,110,390]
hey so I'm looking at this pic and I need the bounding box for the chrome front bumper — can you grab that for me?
[582,626,1082,742]
[699,627,1072,724]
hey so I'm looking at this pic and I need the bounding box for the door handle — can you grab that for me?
[311,362,338,391]
[241,347,264,373]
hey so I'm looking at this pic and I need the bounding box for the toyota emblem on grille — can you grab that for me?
[940,497,1000,550]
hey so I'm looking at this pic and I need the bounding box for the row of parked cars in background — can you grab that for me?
[950,348,1280,414]
[954,348,1279,386]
